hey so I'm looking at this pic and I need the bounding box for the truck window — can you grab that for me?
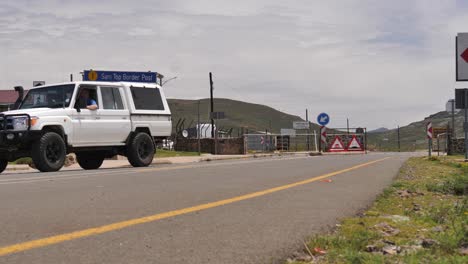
[130,87,164,110]
[101,87,124,110]
[76,85,99,109]
[20,84,75,109]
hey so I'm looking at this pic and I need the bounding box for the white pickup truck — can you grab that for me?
[0,81,172,173]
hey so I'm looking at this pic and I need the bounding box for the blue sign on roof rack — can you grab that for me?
[83,70,157,83]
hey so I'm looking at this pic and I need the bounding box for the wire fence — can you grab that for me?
[244,133,318,153]
[435,133,448,156]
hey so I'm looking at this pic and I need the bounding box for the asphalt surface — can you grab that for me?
[0,153,417,264]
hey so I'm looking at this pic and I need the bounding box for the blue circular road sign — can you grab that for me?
[317,113,330,126]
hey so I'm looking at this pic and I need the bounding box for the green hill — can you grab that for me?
[367,110,463,151]
[168,98,462,152]
[168,98,320,135]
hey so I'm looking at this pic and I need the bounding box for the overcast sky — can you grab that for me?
[1,0,468,129]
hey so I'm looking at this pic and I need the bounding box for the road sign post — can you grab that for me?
[455,88,468,160]
[319,126,327,152]
[465,90,468,160]
[293,121,309,130]
[456,33,468,81]
[317,113,330,126]
[427,122,433,157]
[83,70,158,83]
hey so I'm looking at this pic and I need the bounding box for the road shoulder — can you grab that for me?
[287,156,468,263]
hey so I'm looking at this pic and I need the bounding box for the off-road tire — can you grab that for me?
[32,132,66,172]
[0,159,7,174]
[127,132,155,167]
[76,152,105,170]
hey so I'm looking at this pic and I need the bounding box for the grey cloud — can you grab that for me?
[0,0,464,129]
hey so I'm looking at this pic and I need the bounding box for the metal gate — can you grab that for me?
[244,132,318,153]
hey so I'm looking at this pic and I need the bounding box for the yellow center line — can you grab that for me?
[0,157,390,257]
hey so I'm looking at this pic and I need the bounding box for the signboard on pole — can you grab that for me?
[347,135,363,151]
[33,81,45,87]
[280,128,296,137]
[427,122,433,139]
[293,121,309,130]
[457,33,468,81]
[446,99,460,113]
[320,126,327,144]
[427,122,433,157]
[329,136,345,152]
[83,70,158,83]
[317,113,330,126]
[455,89,468,109]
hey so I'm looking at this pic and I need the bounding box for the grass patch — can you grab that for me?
[289,157,468,263]
[155,149,200,158]
[9,157,32,165]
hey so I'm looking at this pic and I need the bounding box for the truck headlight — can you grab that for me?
[11,116,29,131]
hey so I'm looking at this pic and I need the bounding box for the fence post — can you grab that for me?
[313,130,318,152]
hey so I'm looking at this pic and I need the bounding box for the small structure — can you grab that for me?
[0,90,20,112]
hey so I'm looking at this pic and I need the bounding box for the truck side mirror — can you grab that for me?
[74,99,81,113]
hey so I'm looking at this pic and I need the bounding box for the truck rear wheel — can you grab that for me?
[76,152,105,170]
[0,159,7,174]
[32,132,66,172]
[127,132,155,167]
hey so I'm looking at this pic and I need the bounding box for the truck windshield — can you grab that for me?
[20,84,75,109]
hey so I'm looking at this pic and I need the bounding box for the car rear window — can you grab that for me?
[130,87,165,110]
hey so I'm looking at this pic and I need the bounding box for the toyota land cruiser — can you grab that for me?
[0,81,172,173]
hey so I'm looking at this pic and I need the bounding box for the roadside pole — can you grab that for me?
[318,132,321,153]
[364,128,368,154]
[437,135,440,156]
[427,122,433,157]
[397,125,401,152]
[317,113,330,152]
[313,130,318,152]
[197,100,201,156]
[452,99,456,139]
[306,109,310,151]
[214,119,218,155]
[347,118,350,136]
[465,90,468,160]
[209,72,215,138]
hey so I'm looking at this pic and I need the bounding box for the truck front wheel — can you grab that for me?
[127,132,155,167]
[76,152,105,170]
[32,132,66,172]
[0,159,7,174]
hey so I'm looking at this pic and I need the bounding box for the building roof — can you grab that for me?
[0,90,19,104]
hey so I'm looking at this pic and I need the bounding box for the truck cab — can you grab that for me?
[0,81,172,173]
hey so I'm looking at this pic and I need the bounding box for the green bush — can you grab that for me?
[13,157,32,165]
[426,174,468,196]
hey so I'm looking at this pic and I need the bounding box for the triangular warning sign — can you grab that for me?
[329,136,345,152]
[347,135,363,151]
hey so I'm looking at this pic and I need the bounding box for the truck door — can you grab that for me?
[96,86,131,144]
[71,85,102,146]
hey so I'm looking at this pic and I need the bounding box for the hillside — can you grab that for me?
[367,110,464,151]
[368,127,389,133]
[168,98,320,135]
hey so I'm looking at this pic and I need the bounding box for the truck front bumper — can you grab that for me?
[0,114,41,161]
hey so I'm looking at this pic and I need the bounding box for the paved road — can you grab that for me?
[0,153,415,264]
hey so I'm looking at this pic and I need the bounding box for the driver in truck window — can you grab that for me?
[78,89,98,110]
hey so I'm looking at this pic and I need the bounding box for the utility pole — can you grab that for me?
[197,100,201,156]
[464,90,468,161]
[306,109,310,151]
[452,99,456,139]
[347,118,350,135]
[397,125,401,152]
[210,72,215,138]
